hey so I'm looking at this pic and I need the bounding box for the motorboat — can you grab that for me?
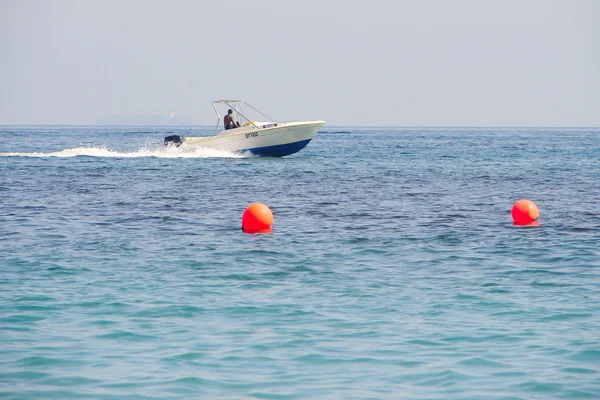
[164,100,325,157]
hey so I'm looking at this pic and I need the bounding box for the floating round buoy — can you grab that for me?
[511,199,539,226]
[242,203,273,233]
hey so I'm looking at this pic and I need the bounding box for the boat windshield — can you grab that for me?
[212,100,275,135]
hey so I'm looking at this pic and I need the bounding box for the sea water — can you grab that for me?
[0,126,599,399]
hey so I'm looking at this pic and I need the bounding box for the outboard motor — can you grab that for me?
[164,135,184,147]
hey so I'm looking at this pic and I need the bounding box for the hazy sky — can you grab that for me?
[1,0,598,126]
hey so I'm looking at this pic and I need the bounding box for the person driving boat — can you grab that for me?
[224,109,241,130]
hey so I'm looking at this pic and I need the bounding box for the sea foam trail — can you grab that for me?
[0,145,245,158]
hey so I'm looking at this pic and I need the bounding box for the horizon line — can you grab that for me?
[1,124,599,129]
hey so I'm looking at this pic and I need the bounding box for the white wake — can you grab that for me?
[0,144,246,158]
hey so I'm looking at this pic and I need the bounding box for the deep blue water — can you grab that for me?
[1,126,599,399]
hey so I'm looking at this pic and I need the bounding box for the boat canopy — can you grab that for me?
[212,100,275,135]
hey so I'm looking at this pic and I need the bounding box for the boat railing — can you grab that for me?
[212,100,275,135]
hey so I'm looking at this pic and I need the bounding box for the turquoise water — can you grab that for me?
[1,126,599,399]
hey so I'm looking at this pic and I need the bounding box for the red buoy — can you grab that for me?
[242,203,273,233]
[511,199,539,226]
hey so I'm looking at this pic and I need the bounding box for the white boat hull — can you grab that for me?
[166,121,325,157]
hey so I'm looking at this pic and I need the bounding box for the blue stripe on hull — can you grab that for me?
[245,139,312,157]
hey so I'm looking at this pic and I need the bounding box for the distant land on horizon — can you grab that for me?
[95,112,197,126]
